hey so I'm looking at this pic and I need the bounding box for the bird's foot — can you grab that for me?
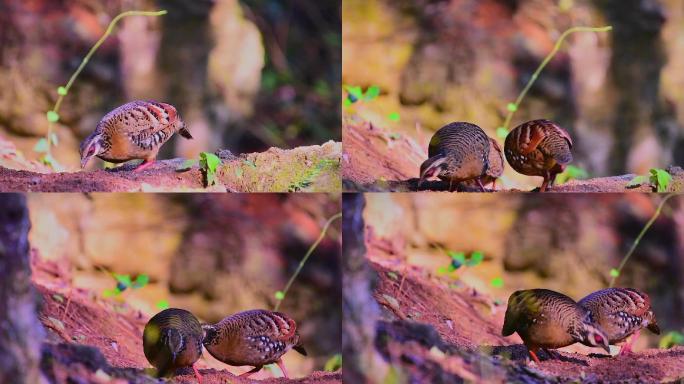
[276,358,290,378]
[239,366,262,378]
[192,364,203,384]
[133,160,155,172]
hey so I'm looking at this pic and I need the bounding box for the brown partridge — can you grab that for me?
[578,288,660,355]
[461,137,504,189]
[202,309,307,378]
[502,289,609,363]
[419,122,492,191]
[143,308,204,383]
[504,119,572,191]
[80,100,192,171]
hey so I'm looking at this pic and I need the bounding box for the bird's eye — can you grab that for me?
[594,334,603,344]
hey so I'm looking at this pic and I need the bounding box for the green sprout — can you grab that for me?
[437,250,484,275]
[627,168,672,192]
[609,194,675,287]
[497,25,612,135]
[273,212,341,311]
[490,277,504,288]
[387,112,400,122]
[556,165,589,185]
[659,331,684,349]
[102,273,149,297]
[199,152,221,187]
[324,354,342,372]
[40,9,167,170]
[343,84,380,106]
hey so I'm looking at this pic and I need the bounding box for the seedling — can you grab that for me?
[437,250,484,274]
[343,84,380,106]
[556,165,589,185]
[324,354,342,372]
[199,152,221,187]
[659,331,684,349]
[102,273,149,297]
[627,168,672,192]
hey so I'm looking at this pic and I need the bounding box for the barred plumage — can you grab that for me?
[578,288,660,354]
[504,119,573,191]
[419,122,493,191]
[502,289,609,363]
[79,100,192,171]
[142,308,203,381]
[202,309,307,378]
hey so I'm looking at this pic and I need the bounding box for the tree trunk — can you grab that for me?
[0,194,45,383]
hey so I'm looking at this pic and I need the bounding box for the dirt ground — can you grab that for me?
[342,120,684,193]
[365,231,684,383]
[32,252,341,384]
[0,137,341,192]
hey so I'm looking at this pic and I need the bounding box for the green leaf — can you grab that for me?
[436,266,451,275]
[103,287,121,298]
[609,268,620,277]
[386,271,399,280]
[41,154,55,166]
[343,98,352,107]
[324,354,342,372]
[651,168,672,192]
[506,103,518,112]
[496,127,508,139]
[274,291,285,300]
[364,85,380,101]
[156,300,169,310]
[52,294,65,303]
[46,110,60,123]
[57,86,68,96]
[659,331,684,349]
[33,138,49,153]
[113,274,132,287]
[387,112,400,122]
[344,85,363,100]
[175,159,196,171]
[133,274,149,288]
[243,159,257,168]
[447,251,466,263]
[467,251,484,266]
[626,175,648,188]
[199,152,221,186]
[490,277,504,288]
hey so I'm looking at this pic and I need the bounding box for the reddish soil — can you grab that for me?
[342,119,684,193]
[366,232,684,383]
[32,254,341,384]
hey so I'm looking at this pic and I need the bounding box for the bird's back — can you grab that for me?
[427,122,490,180]
[143,308,203,375]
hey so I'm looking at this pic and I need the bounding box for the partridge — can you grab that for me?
[504,119,572,191]
[462,137,504,189]
[502,289,609,363]
[79,100,192,171]
[143,308,204,383]
[578,288,660,355]
[419,122,492,191]
[202,309,307,378]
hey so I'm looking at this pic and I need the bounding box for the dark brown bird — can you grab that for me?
[504,119,572,191]
[80,100,192,171]
[462,137,504,189]
[502,289,609,363]
[578,288,660,355]
[419,122,492,191]
[143,308,204,383]
[202,309,307,378]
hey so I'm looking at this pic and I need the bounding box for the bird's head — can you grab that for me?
[577,314,610,352]
[419,155,448,187]
[79,132,104,169]
[201,324,217,346]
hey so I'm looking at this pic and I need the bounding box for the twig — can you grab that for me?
[274,212,341,311]
[609,194,676,287]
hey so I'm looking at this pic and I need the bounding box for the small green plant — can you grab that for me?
[102,273,149,297]
[436,250,484,274]
[288,158,338,192]
[343,84,380,106]
[609,194,675,287]
[40,9,167,170]
[273,212,341,311]
[496,25,612,136]
[555,165,589,185]
[659,331,684,349]
[199,152,221,187]
[627,168,672,192]
[324,354,342,372]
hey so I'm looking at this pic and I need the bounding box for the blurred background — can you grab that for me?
[27,193,341,378]
[343,0,684,189]
[363,193,684,350]
[0,0,340,170]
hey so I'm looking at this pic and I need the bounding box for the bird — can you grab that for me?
[578,287,660,355]
[461,137,504,190]
[202,309,307,378]
[502,289,609,363]
[142,308,204,383]
[419,122,492,191]
[504,119,572,192]
[79,100,192,171]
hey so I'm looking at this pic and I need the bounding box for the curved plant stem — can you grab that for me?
[274,212,342,311]
[609,194,676,287]
[44,10,168,167]
[500,25,612,133]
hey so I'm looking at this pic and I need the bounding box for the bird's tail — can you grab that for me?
[179,124,193,139]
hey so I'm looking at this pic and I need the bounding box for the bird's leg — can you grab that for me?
[133,157,156,172]
[476,178,485,192]
[527,348,541,364]
[192,364,203,384]
[239,366,263,377]
[539,173,550,192]
[491,179,497,191]
[276,358,290,378]
[619,329,640,355]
